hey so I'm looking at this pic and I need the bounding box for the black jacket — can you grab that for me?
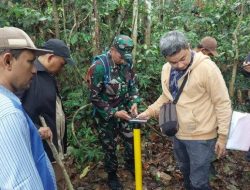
[21,59,67,162]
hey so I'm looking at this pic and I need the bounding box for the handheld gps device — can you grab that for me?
[129,118,147,124]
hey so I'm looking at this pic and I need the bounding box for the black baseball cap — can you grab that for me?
[42,39,75,65]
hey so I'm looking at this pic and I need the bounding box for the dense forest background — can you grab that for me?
[0,0,250,189]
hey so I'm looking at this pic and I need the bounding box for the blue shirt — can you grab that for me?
[0,86,56,190]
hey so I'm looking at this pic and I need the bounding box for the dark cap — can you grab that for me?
[0,27,52,56]
[200,36,218,56]
[43,39,75,65]
[113,35,134,57]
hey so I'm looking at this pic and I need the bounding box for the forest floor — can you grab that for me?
[66,126,250,190]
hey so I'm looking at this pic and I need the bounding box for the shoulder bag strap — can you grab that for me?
[173,73,188,104]
[173,51,194,104]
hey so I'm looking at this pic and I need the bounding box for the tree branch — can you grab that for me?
[39,116,74,190]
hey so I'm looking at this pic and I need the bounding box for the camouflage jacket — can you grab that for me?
[88,52,140,120]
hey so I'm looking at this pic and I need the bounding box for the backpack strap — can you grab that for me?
[93,54,110,86]
[91,54,110,117]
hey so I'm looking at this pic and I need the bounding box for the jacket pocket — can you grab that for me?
[177,107,197,132]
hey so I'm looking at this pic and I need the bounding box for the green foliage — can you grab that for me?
[0,2,52,37]
[136,0,250,110]
[135,44,163,102]
[1,0,250,166]
[57,64,103,166]
[67,125,103,167]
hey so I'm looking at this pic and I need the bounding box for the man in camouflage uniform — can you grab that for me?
[87,35,140,190]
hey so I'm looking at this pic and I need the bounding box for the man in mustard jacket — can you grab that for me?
[138,31,232,190]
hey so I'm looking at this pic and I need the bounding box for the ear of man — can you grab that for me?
[3,53,14,70]
[201,48,206,53]
[38,53,53,66]
[47,53,54,60]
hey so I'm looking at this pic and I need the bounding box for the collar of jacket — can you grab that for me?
[34,59,47,72]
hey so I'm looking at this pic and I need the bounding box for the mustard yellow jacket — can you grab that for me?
[145,52,232,145]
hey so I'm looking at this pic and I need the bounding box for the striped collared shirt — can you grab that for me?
[0,86,53,189]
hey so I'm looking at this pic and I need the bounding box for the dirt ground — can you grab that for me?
[66,129,250,190]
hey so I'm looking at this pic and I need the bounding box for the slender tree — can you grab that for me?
[51,0,60,38]
[92,0,101,55]
[229,2,245,98]
[116,6,125,36]
[62,0,67,43]
[132,0,138,64]
[158,0,165,22]
[68,8,77,48]
[144,0,152,47]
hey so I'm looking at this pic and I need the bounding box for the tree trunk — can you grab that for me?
[159,0,165,22]
[62,0,67,43]
[229,2,244,98]
[106,14,113,40]
[132,0,139,64]
[116,7,125,35]
[38,26,45,41]
[51,0,60,38]
[92,0,101,56]
[109,6,126,46]
[68,9,77,48]
[144,0,152,47]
